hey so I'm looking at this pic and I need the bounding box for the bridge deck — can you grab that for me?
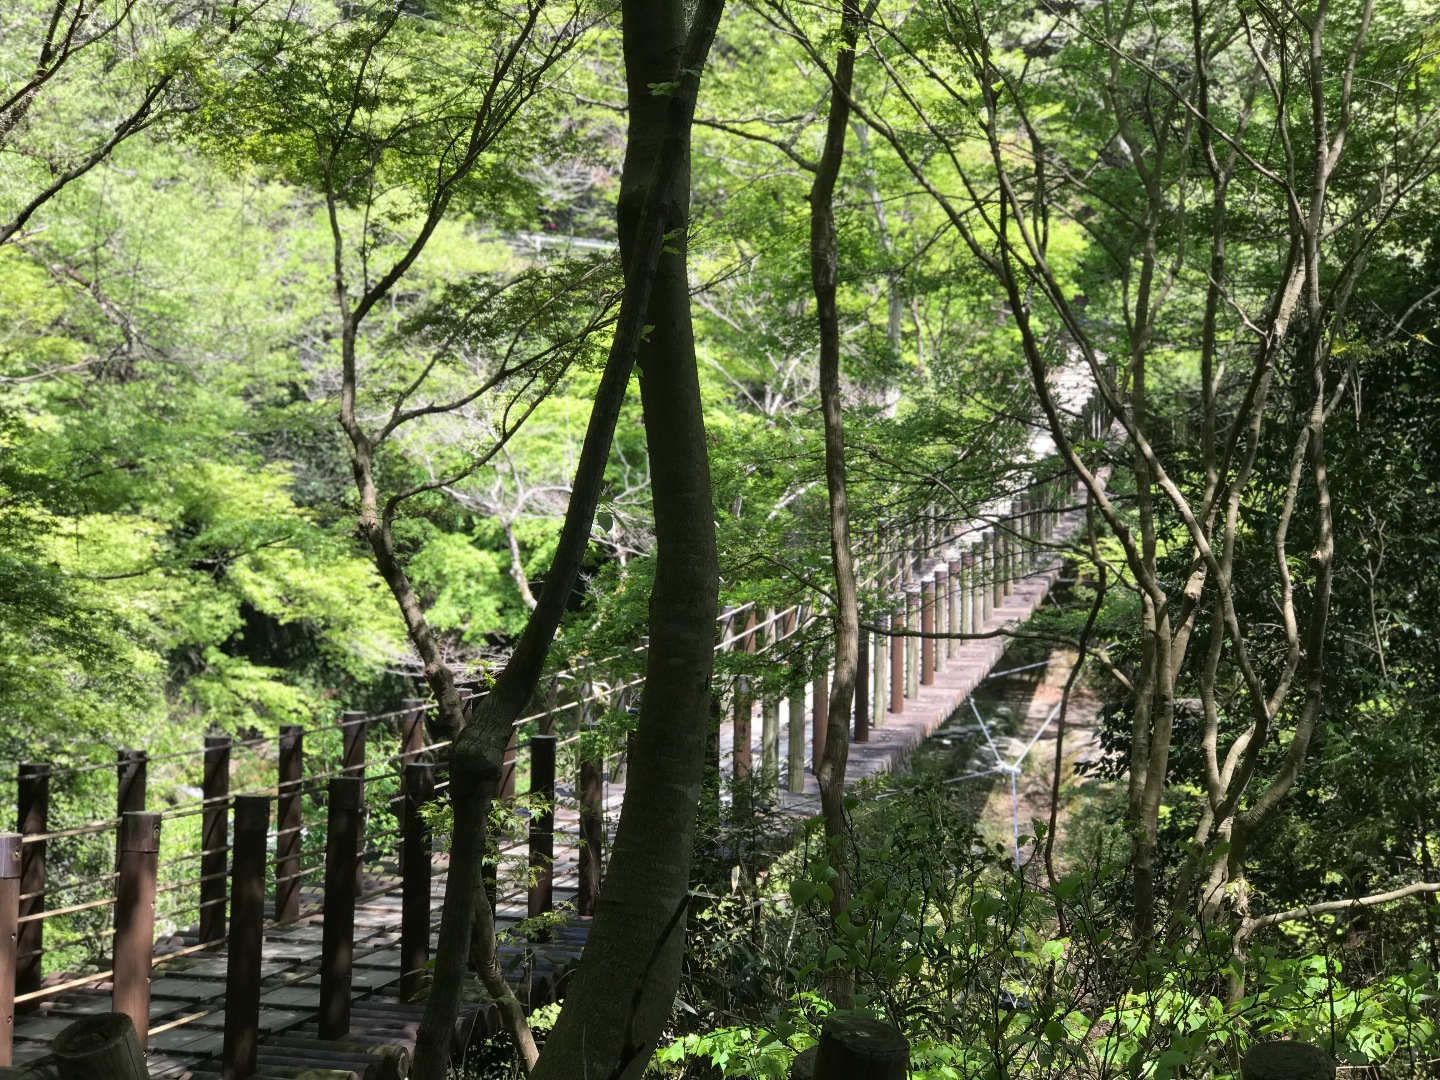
[7,493,1090,1078]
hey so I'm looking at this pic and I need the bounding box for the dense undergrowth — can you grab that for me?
[648,738,1440,1080]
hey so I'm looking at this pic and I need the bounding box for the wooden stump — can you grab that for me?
[52,1013,147,1080]
[1241,1040,1337,1080]
[806,1015,908,1080]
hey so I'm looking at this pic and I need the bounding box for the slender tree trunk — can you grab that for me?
[408,0,723,1058]
[809,0,861,1008]
[1045,567,1105,894]
[528,3,723,1078]
[409,288,634,1076]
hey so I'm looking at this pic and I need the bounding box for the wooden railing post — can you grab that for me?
[784,610,806,790]
[904,584,921,699]
[733,610,757,786]
[396,702,424,874]
[989,531,1004,615]
[500,724,518,803]
[341,711,368,777]
[0,833,19,1067]
[888,600,904,715]
[400,699,427,764]
[787,667,807,793]
[400,763,434,1002]
[933,567,949,673]
[115,749,146,869]
[872,613,888,727]
[224,795,269,1080]
[762,611,781,788]
[341,710,368,897]
[15,764,48,1002]
[1004,502,1017,596]
[275,725,303,924]
[948,557,964,652]
[527,734,556,931]
[577,751,604,916]
[116,750,146,819]
[1028,493,1041,569]
[319,776,361,1040]
[976,535,990,625]
[811,659,829,774]
[920,577,936,687]
[113,812,160,1047]
[200,734,230,945]
[853,621,869,744]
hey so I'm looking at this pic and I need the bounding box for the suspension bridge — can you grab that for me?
[0,395,1112,1079]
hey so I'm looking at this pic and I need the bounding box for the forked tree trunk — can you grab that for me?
[528,2,723,1078]
[409,5,723,1074]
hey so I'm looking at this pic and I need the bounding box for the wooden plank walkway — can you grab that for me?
[6,491,1092,1078]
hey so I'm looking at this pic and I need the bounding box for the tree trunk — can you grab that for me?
[809,0,862,1008]
[405,2,720,1054]
[527,3,723,1078]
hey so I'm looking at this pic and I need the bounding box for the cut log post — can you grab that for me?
[400,763,433,1002]
[276,725,304,923]
[15,764,48,1003]
[112,812,159,1046]
[797,1014,908,1080]
[224,795,270,1080]
[320,777,362,1040]
[200,734,230,944]
[0,834,19,1067]
[52,1014,147,1080]
[1240,1041,1336,1080]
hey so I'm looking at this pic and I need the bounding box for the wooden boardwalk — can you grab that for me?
[4,477,1097,1077]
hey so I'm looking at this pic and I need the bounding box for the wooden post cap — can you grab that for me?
[812,1015,908,1079]
[1241,1041,1337,1080]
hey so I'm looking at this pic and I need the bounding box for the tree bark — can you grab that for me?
[527,3,724,1078]
[808,0,862,1009]
[407,3,722,1057]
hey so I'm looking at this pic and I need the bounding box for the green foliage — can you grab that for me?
[662,748,1440,1079]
